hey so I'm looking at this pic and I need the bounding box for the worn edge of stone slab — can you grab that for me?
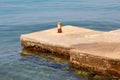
[69,49,120,77]
[20,36,71,59]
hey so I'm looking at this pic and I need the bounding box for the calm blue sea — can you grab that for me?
[0,0,120,80]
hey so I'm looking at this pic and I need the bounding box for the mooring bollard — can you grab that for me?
[57,22,62,33]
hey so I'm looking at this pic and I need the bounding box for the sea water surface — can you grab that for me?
[0,0,120,80]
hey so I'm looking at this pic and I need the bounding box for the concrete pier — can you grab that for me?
[20,25,120,77]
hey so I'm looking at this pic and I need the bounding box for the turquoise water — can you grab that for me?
[0,0,120,80]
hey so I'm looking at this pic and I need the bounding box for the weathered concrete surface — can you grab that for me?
[21,26,104,48]
[20,25,120,77]
[20,26,103,58]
